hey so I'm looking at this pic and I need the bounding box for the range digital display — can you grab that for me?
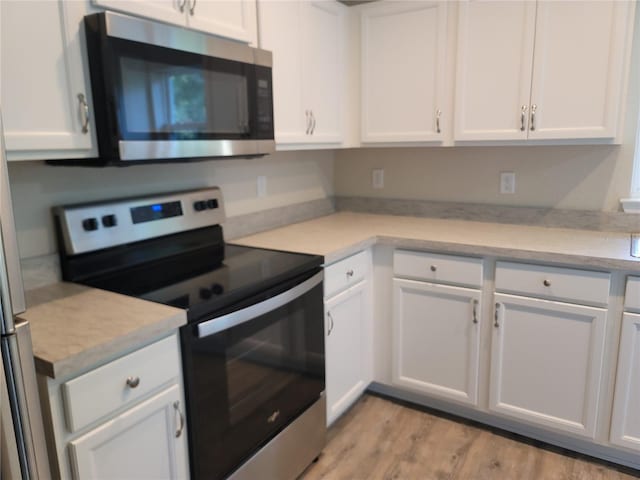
[131,201,183,224]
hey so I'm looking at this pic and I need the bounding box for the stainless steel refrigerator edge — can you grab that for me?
[0,111,51,479]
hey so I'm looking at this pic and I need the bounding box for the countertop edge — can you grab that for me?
[41,311,186,380]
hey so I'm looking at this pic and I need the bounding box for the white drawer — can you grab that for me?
[495,262,610,307]
[324,250,369,298]
[62,335,181,433]
[393,250,483,288]
[625,276,640,311]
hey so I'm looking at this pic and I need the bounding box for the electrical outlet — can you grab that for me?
[372,169,384,189]
[257,176,267,197]
[500,172,516,194]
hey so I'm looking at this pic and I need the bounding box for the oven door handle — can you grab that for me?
[196,271,324,338]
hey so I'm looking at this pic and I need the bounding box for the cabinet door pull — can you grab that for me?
[125,376,140,388]
[327,311,334,336]
[189,0,196,15]
[543,279,551,287]
[78,93,89,134]
[494,303,500,328]
[435,109,442,134]
[346,269,354,278]
[530,104,537,131]
[179,0,187,12]
[173,401,185,438]
[472,299,479,324]
[305,110,311,135]
[430,265,437,272]
[310,111,316,135]
[520,105,527,132]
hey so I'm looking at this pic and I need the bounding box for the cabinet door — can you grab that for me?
[69,385,189,480]
[1,0,96,160]
[454,1,536,141]
[528,1,631,140]
[325,281,370,425]
[392,279,481,405]
[258,1,307,144]
[490,293,606,438]
[92,0,184,27]
[610,312,640,451]
[361,1,447,143]
[187,0,258,44]
[302,1,345,144]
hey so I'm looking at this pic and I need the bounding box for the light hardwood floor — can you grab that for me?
[301,395,640,480]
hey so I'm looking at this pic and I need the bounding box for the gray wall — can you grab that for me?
[8,150,334,259]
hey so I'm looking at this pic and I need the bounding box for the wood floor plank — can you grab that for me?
[300,395,640,480]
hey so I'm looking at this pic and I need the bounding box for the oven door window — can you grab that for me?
[182,281,324,480]
[107,38,255,141]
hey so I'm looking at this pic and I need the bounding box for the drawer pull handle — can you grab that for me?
[346,269,354,278]
[472,299,479,324]
[327,311,334,336]
[543,279,551,287]
[78,93,90,134]
[430,265,437,272]
[125,376,140,389]
[494,303,500,328]
[173,401,185,438]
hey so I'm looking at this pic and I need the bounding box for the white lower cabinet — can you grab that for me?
[38,334,189,479]
[489,293,607,438]
[324,251,372,425]
[392,279,480,405]
[610,312,640,451]
[69,384,188,480]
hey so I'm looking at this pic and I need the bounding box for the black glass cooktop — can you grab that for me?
[80,243,323,322]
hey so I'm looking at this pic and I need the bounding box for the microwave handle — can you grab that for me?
[196,271,323,338]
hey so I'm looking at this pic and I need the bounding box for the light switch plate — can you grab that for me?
[500,172,516,194]
[257,176,267,197]
[372,169,384,189]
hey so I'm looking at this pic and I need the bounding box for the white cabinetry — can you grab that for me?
[392,251,482,405]
[0,0,97,161]
[455,1,634,142]
[323,251,371,425]
[490,262,609,438]
[360,1,448,144]
[258,0,345,148]
[69,385,187,479]
[610,277,640,452]
[39,334,189,479]
[93,0,258,44]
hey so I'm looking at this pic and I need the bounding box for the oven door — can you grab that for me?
[181,271,325,480]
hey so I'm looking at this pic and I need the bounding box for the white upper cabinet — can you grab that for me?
[303,1,344,143]
[454,1,536,141]
[259,0,346,148]
[93,0,258,44]
[361,1,448,144]
[527,1,629,140]
[1,0,97,161]
[454,1,634,142]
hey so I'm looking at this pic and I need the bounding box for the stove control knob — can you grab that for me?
[211,283,224,295]
[206,199,218,210]
[82,218,99,232]
[101,214,117,228]
[194,201,206,212]
[199,288,212,300]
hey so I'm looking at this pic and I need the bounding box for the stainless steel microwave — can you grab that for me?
[79,11,274,165]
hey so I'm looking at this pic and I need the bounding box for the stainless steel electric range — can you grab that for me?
[53,187,326,480]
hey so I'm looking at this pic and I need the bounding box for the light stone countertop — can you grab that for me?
[232,212,640,271]
[20,282,186,379]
